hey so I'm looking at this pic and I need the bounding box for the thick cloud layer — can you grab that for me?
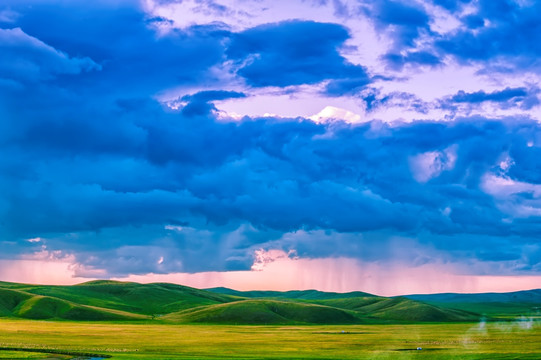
[1,0,540,278]
[437,0,541,69]
[226,20,370,88]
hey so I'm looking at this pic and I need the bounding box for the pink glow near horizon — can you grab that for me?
[1,255,540,296]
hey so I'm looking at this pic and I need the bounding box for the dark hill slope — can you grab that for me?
[164,299,360,324]
[405,289,541,304]
[0,287,33,316]
[4,280,237,315]
[314,297,479,322]
[0,287,144,320]
[405,289,541,317]
[359,297,478,322]
[206,287,375,300]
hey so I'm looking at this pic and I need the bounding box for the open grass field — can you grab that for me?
[1,282,539,359]
[0,281,490,324]
[0,319,539,360]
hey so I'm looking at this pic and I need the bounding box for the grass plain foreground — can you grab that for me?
[0,319,539,359]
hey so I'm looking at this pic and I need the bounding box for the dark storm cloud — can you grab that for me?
[440,87,540,112]
[361,89,432,114]
[181,90,246,103]
[1,0,540,276]
[451,88,530,104]
[0,27,99,85]
[364,0,540,72]
[362,0,431,50]
[3,82,541,274]
[177,90,247,117]
[462,14,484,29]
[433,0,472,12]
[6,0,228,95]
[383,51,441,70]
[359,0,443,69]
[324,77,372,96]
[226,20,371,88]
[436,0,541,70]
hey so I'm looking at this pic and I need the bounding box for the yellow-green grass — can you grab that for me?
[0,350,71,359]
[0,281,485,324]
[164,299,360,324]
[0,319,539,359]
[423,302,541,319]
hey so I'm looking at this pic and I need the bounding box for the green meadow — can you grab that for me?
[0,320,539,359]
[0,281,539,359]
[0,281,488,324]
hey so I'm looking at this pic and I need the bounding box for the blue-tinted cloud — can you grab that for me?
[226,20,370,88]
[181,90,246,103]
[324,77,372,96]
[3,81,541,274]
[363,0,431,49]
[442,87,540,111]
[383,51,441,70]
[462,14,484,29]
[1,0,540,278]
[6,0,228,96]
[361,89,431,114]
[452,87,527,103]
[0,27,99,85]
[437,0,541,70]
[433,0,472,12]
[359,0,442,70]
[364,0,540,72]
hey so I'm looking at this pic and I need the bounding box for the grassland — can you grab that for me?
[405,290,541,319]
[0,281,486,324]
[0,319,539,359]
[0,282,539,359]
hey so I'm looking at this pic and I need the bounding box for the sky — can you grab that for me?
[1,0,541,296]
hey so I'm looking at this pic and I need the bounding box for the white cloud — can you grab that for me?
[481,173,541,217]
[251,248,297,271]
[499,155,515,172]
[409,145,457,183]
[309,105,363,123]
[165,224,184,231]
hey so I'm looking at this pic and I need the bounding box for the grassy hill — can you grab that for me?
[405,289,541,303]
[358,297,478,322]
[207,287,375,300]
[0,286,145,320]
[0,280,237,316]
[3,280,525,324]
[164,299,360,324]
[405,289,541,318]
[302,296,478,322]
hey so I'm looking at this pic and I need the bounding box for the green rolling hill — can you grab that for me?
[0,286,145,320]
[164,299,360,324]
[404,289,541,318]
[405,289,541,303]
[310,296,479,322]
[0,280,237,316]
[206,287,375,300]
[3,280,535,324]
